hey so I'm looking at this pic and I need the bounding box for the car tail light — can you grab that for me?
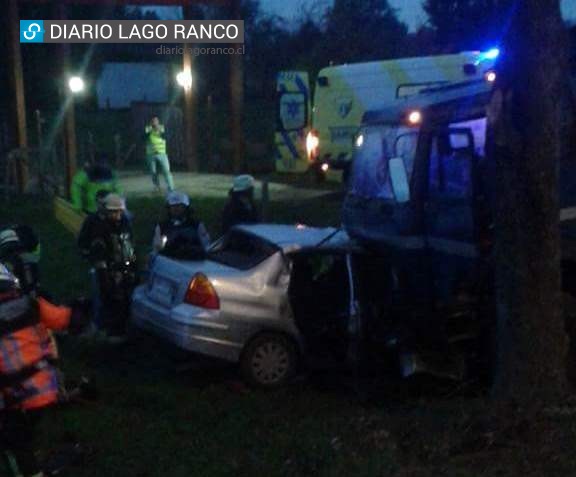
[185,273,220,309]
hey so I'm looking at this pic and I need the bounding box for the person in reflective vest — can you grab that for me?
[71,155,122,214]
[144,116,174,192]
[77,193,137,342]
[152,191,210,259]
[0,264,87,477]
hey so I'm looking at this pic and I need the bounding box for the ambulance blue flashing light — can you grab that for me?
[483,48,500,60]
[474,48,500,66]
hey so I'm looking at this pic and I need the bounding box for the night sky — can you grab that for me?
[147,0,576,31]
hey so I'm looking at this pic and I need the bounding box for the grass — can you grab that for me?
[2,183,576,477]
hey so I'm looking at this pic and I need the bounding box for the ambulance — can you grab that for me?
[275,50,499,180]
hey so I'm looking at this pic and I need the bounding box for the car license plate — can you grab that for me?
[149,276,175,306]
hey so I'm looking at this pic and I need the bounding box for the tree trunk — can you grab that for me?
[490,0,570,413]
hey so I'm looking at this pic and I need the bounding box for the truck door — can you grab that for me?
[275,71,310,173]
[424,127,482,302]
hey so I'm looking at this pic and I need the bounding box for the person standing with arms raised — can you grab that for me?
[144,116,174,193]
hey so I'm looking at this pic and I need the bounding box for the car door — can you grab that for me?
[288,250,353,362]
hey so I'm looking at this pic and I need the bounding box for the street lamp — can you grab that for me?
[176,69,193,90]
[68,75,85,94]
[64,75,84,199]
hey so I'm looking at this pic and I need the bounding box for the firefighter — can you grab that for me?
[152,191,210,259]
[0,224,41,296]
[77,193,137,343]
[77,190,111,331]
[71,155,122,215]
[221,175,260,234]
[0,263,88,477]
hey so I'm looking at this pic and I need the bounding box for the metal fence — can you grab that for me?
[1,147,64,202]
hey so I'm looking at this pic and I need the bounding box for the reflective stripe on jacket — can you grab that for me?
[0,296,71,410]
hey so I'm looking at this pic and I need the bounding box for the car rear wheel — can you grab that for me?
[240,333,297,388]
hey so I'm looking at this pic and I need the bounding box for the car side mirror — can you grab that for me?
[388,157,410,203]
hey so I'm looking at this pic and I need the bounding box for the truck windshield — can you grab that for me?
[349,125,418,199]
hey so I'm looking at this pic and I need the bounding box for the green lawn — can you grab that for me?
[2,189,576,477]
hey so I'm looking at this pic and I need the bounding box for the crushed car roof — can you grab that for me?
[235,224,353,253]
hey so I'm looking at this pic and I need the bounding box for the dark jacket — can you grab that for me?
[221,193,260,235]
[154,215,210,260]
[78,213,136,269]
[78,213,137,300]
[0,225,40,295]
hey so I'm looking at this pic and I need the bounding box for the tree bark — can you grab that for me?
[490,0,570,413]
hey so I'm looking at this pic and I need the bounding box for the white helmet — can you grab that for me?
[0,229,19,255]
[103,193,126,211]
[166,191,190,207]
[232,174,255,192]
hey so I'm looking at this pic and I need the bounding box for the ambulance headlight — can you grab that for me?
[306,130,319,159]
[321,163,329,172]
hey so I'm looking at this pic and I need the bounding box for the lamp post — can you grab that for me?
[64,74,84,198]
[178,55,198,172]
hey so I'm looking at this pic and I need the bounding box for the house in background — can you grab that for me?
[96,62,171,109]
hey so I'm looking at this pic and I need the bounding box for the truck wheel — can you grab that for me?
[240,333,298,388]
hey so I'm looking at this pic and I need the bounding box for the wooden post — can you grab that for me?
[182,44,198,171]
[182,4,198,172]
[34,110,43,148]
[7,0,29,192]
[113,133,121,167]
[261,179,269,222]
[206,94,214,171]
[55,3,77,199]
[229,0,244,173]
[65,100,78,196]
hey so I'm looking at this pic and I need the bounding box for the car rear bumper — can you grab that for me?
[131,286,244,362]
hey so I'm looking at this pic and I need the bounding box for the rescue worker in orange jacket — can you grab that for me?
[0,263,87,477]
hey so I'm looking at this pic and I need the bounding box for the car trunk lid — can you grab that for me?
[146,255,239,307]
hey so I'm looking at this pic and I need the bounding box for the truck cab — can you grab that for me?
[342,78,576,380]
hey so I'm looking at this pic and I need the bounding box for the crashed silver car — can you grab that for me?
[132,224,482,387]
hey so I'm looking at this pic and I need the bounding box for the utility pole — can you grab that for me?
[55,3,77,199]
[229,0,245,173]
[7,0,29,192]
[182,4,198,172]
